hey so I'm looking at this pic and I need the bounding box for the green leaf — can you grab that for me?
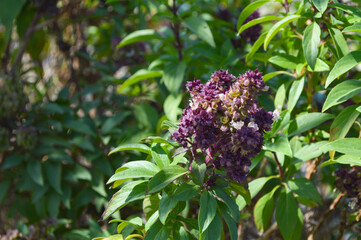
[268,54,301,69]
[109,143,151,156]
[45,162,62,194]
[191,161,207,185]
[288,77,304,112]
[159,192,178,224]
[229,181,251,206]
[294,141,328,161]
[287,113,334,136]
[330,3,361,18]
[218,202,238,240]
[254,189,276,232]
[263,71,295,82]
[303,22,321,69]
[151,144,170,169]
[274,84,287,111]
[325,51,361,87]
[264,134,293,157]
[330,105,360,142]
[48,191,60,217]
[202,211,222,240]
[198,191,217,233]
[162,62,187,95]
[148,165,188,194]
[171,182,201,201]
[236,0,271,30]
[144,220,171,240]
[107,161,159,184]
[323,80,361,112]
[116,69,163,92]
[74,164,92,181]
[0,180,10,203]
[329,27,349,59]
[320,138,361,156]
[0,0,26,43]
[117,29,160,48]
[63,119,96,136]
[143,195,160,221]
[288,178,322,204]
[343,22,361,33]
[27,160,43,186]
[238,16,281,35]
[264,15,301,50]
[164,93,182,122]
[213,187,240,222]
[276,189,299,240]
[246,32,267,63]
[184,16,215,47]
[321,155,361,167]
[102,180,148,220]
[312,0,329,14]
[307,58,330,72]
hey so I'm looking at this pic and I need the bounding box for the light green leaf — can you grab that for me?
[229,181,251,206]
[307,58,330,72]
[117,69,163,92]
[288,77,304,112]
[303,22,321,69]
[164,93,182,122]
[321,155,361,167]
[117,29,160,48]
[323,80,361,112]
[320,138,361,156]
[288,178,322,204]
[198,191,217,233]
[184,16,215,47]
[109,143,151,155]
[312,0,329,14]
[268,54,301,69]
[264,134,293,157]
[263,71,295,82]
[329,27,349,59]
[276,189,299,240]
[330,105,360,142]
[148,165,188,194]
[151,144,170,169]
[330,3,361,18]
[107,161,159,184]
[325,51,361,87]
[343,22,361,33]
[162,62,187,95]
[246,32,267,63]
[294,141,328,161]
[238,16,281,35]
[274,84,287,111]
[254,188,276,232]
[264,15,301,50]
[102,180,148,220]
[287,113,334,136]
[236,0,272,29]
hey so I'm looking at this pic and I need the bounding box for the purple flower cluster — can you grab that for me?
[241,10,262,43]
[335,167,361,208]
[173,69,273,183]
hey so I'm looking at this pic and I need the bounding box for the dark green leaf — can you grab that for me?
[268,54,300,69]
[323,80,361,112]
[148,165,188,194]
[254,189,275,232]
[159,192,178,224]
[330,105,360,142]
[219,202,238,240]
[151,144,170,169]
[0,180,10,203]
[184,16,215,47]
[229,181,251,206]
[303,22,321,69]
[144,220,171,240]
[287,113,334,136]
[191,161,207,185]
[45,162,62,194]
[48,191,60,217]
[198,191,217,233]
[325,51,361,87]
[117,29,161,48]
[329,27,349,59]
[288,178,322,204]
[109,143,151,156]
[171,182,200,201]
[162,62,187,95]
[288,77,304,112]
[202,211,222,240]
[330,3,361,18]
[276,189,299,240]
[27,160,43,186]
[63,119,96,136]
[214,187,240,222]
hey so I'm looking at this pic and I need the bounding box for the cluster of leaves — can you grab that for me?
[96,0,361,239]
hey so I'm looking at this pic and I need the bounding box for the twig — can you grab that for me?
[167,0,183,60]
[257,222,278,240]
[337,208,347,240]
[305,157,322,180]
[272,152,284,182]
[179,220,197,240]
[10,10,42,78]
[307,193,344,240]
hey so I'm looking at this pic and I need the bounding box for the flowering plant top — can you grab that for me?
[173,69,274,183]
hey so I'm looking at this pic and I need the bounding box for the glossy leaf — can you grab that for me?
[171,182,200,201]
[198,191,217,233]
[213,187,240,222]
[107,161,159,184]
[218,202,238,240]
[307,58,330,72]
[325,51,361,87]
[162,62,187,95]
[117,69,163,92]
[144,220,171,240]
[236,0,272,29]
[238,16,281,35]
[151,144,170,169]
[102,181,148,220]
[147,165,188,194]
[268,54,300,69]
[263,71,295,82]
[276,189,299,240]
[329,27,349,59]
[109,143,151,155]
[254,189,275,232]
[320,138,361,156]
[264,15,301,50]
[343,22,361,33]
[184,16,215,47]
[246,32,267,63]
[294,141,328,161]
[287,113,334,136]
[330,105,360,145]
[288,77,304,112]
[321,155,361,167]
[159,192,178,224]
[264,133,293,157]
[330,3,361,18]
[117,29,160,48]
[288,178,322,204]
[303,22,321,69]
[312,0,329,14]
[323,80,361,112]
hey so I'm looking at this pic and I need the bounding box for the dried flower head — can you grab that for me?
[173,69,273,183]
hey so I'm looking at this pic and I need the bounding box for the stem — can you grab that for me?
[167,0,183,60]
[272,152,284,182]
[305,156,323,180]
[307,193,344,240]
[256,157,268,178]
[337,208,347,240]
[179,221,197,240]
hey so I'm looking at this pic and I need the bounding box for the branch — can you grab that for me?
[307,193,344,240]
[167,0,183,60]
[258,222,278,240]
[305,157,322,180]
